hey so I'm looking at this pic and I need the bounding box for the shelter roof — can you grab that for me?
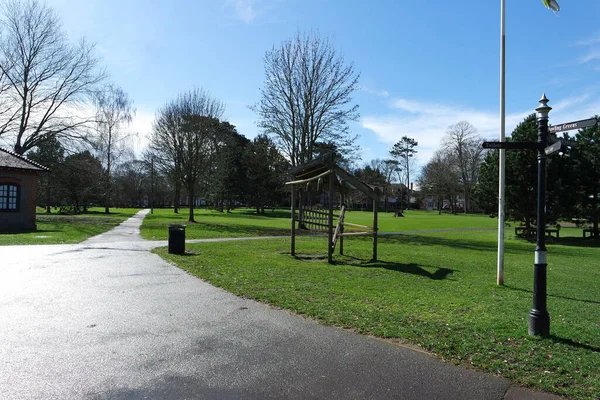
[287,155,379,200]
[0,148,48,172]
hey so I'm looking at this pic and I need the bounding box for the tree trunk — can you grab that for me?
[399,188,404,211]
[593,193,599,238]
[188,189,195,223]
[298,191,306,229]
[174,184,180,214]
[105,127,112,214]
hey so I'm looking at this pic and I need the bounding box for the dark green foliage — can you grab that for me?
[59,151,104,212]
[546,132,579,223]
[245,134,290,214]
[473,149,498,214]
[475,114,600,230]
[27,136,65,213]
[505,114,538,227]
[208,122,250,212]
[574,121,600,236]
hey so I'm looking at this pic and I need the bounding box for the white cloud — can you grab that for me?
[362,98,526,165]
[572,32,600,67]
[578,49,600,65]
[573,33,600,47]
[228,0,259,24]
[360,86,389,98]
[361,93,600,167]
[129,107,155,155]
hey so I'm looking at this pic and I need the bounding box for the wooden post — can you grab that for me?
[291,186,296,256]
[372,195,378,261]
[328,174,334,264]
[298,190,305,229]
[340,183,345,255]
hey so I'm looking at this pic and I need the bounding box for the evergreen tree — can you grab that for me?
[27,136,65,212]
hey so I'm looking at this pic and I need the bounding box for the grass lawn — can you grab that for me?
[0,207,140,245]
[140,208,293,240]
[140,207,499,240]
[156,223,600,399]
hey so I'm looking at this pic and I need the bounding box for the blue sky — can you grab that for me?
[48,0,600,171]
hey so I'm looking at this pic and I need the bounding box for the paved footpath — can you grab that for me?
[0,210,562,399]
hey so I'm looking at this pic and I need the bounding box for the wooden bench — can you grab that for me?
[515,226,559,239]
[515,226,534,237]
[545,228,559,239]
[583,228,599,238]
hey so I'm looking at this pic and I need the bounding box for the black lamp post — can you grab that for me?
[529,94,551,337]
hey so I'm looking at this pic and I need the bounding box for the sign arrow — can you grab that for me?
[482,141,539,150]
[544,141,562,155]
[549,118,597,133]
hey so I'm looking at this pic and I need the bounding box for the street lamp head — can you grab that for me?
[536,93,552,119]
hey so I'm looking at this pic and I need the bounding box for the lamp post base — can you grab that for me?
[528,309,550,337]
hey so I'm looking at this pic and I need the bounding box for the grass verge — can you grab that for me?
[156,230,600,399]
[0,207,140,245]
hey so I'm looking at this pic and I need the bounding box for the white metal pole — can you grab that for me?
[497,0,506,285]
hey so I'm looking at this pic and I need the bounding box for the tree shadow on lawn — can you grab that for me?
[380,234,527,255]
[550,236,600,248]
[549,335,600,353]
[360,260,455,280]
[198,209,291,220]
[288,252,455,280]
[187,222,290,237]
[504,284,600,306]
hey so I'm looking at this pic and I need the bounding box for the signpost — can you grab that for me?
[544,141,562,155]
[483,141,538,150]
[549,117,597,133]
[482,98,597,337]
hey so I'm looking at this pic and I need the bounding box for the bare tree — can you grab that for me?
[93,84,135,214]
[0,0,104,154]
[149,102,183,214]
[418,150,461,214]
[443,121,484,213]
[150,88,224,222]
[252,31,360,167]
[369,158,400,212]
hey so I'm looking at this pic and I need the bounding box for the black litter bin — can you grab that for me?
[168,224,186,254]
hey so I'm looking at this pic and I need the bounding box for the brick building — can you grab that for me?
[0,148,48,232]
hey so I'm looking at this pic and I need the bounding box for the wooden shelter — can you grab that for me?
[285,155,380,263]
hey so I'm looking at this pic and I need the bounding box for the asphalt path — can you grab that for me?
[0,210,562,399]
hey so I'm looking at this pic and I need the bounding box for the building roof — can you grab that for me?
[0,148,48,172]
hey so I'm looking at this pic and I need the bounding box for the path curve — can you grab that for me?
[0,209,560,399]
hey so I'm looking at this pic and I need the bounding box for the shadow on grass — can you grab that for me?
[284,251,454,280]
[293,254,328,261]
[549,335,600,353]
[504,284,600,305]
[379,234,529,255]
[31,229,60,234]
[191,209,292,220]
[550,237,600,248]
[360,260,455,280]
[236,209,291,219]
[185,222,290,238]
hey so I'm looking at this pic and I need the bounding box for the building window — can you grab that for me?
[0,183,19,211]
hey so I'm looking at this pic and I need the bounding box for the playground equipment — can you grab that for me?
[285,155,380,263]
